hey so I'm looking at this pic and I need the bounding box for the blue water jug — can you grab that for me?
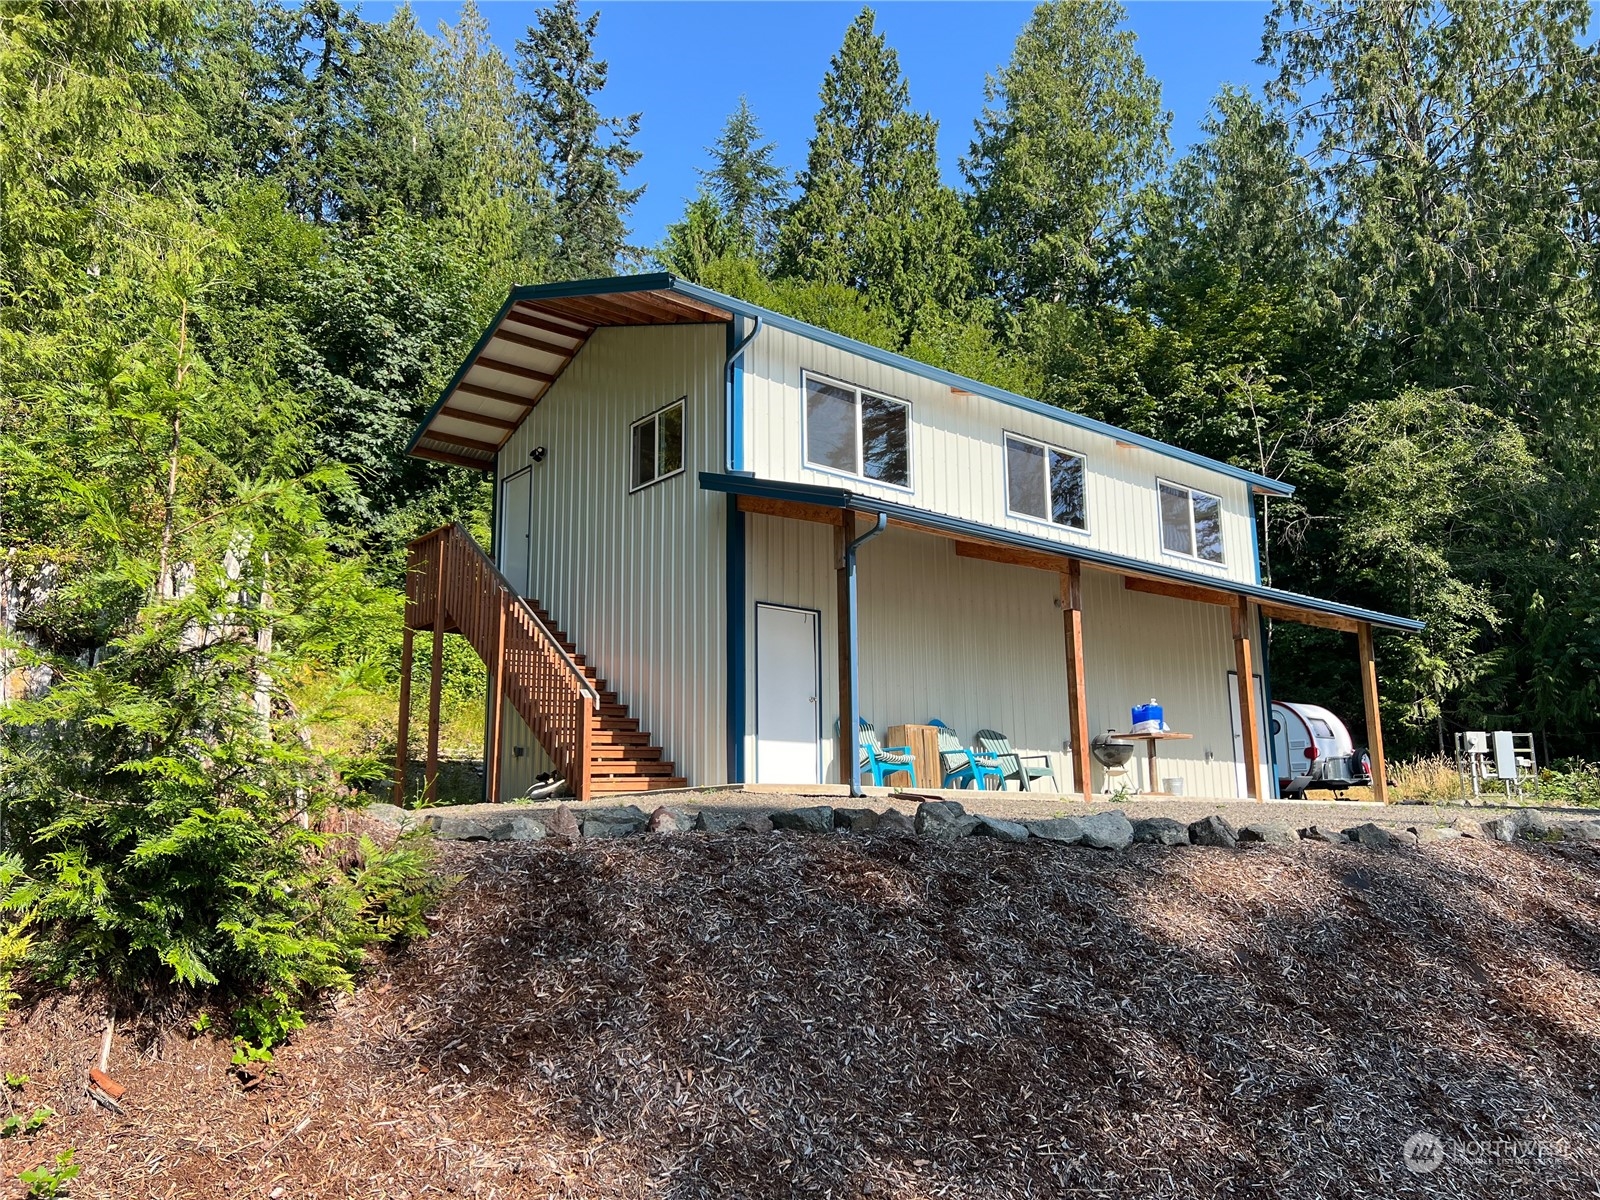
[1131,700,1163,733]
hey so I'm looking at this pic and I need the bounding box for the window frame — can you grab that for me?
[1002,430,1090,534]
[1156,477,1226,565]
[800,370,914,492]
[627,397,687,494]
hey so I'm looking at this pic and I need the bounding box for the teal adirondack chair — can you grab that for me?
[858,719,918,787]
[928,719,1004,790]
[974,729,1057,792]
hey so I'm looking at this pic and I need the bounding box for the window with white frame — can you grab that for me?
[1005,434,1086,530]
[629,399,684,491]
[803,373,910,488]
[1158,480,1224,563]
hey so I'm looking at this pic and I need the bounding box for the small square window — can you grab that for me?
[1005,434,1086,531]
[804,374,911,488]
[629,399,686,491]
[1158,480,1225,563]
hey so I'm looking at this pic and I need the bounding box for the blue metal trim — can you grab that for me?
[698,471,1423,633]
[410,273,1294,498]
[725,495,747,784]
[1249,493,1263,586]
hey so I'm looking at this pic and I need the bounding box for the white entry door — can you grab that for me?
[1226,671,1272,799]
[500,469,532,596]
[755,604,821,784]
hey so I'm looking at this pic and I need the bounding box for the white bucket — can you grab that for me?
[1162,777,1185,796]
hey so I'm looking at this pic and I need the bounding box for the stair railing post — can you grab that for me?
[575,693,593,802]
[394,625,413,806]
[486,594,507,802]
[425,531,445,806]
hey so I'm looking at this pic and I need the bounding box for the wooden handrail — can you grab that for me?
[401,524,597,800]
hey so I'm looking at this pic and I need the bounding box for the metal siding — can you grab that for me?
[495,324,728,786]
[745,324,1259,587]
[744,518,1261,797]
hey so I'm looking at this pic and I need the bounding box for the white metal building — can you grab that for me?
[397,274,1420,804]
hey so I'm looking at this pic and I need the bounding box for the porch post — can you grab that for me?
[1232,597,1264,801]
[485,597,507,802]
[1060,561,1093,800]
[425,538,445,806]
[393,625,413,805]
[834,516,855,789]
[1358,622,1389,803]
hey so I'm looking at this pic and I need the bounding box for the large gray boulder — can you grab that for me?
[647,806,692,834]
[1299,824,1346,843]
[833,807,881,833]
[1077,810,1134,850]
[1562,819,1600,841]
[972,815,1030,843]
[770,805,834,834]
[1132,817,1189,846]
[1238,823,1297,846]
[1188,815,1239,848]
[1344,822,1399,849]
[364,802,424,831]
[1025,817,1085,844]
[915,800,977,839]
[875,809,916,837]
[428,812,545,841]
[581,806,648,839]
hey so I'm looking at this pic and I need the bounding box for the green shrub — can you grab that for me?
[0,569,443,1037]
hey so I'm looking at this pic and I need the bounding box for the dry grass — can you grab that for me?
[1391,754,1464,803]
[5,833,1600,1197]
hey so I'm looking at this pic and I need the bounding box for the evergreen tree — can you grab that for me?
[516,0,643,278]
[965,0,1167,309]
[701,97,787,265]
[777,7,972,339]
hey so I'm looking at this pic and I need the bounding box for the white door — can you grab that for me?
[500,469,532,596]
[1226,671,1272,799]
[755,604,821,784]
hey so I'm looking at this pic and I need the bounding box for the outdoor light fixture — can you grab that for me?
[531,446,547,463]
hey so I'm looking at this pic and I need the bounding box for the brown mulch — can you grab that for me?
[4,834,1600,1197]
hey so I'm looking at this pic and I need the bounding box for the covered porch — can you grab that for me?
[710,473,1418,802]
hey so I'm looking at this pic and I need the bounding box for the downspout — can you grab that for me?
[844,512,887,798]
[724,314,762,472]
[722,314,760,782]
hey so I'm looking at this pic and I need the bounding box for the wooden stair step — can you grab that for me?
[591,729,650,746]
[590,760,677,777]
[591,745,662,761]
[591,776,688,793]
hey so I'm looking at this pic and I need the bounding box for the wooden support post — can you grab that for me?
[1060,561,1093,800]
[485,598,507,802]
[1232,597,1264,801]
[834,515,854,786]
[574,692,594,801]
[393,625,413,805]
[1358,622,1389,804]
[425,545,445,806]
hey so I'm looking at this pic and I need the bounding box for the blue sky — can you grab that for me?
[389,1,1275,249]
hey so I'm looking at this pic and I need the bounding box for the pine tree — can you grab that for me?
[701,97,787,265]
[777,7,971,338]
[965,0,1167,309]
[516,0,643,278]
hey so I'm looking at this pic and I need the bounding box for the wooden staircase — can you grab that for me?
[397,524,685,802]
[524,602,687,794]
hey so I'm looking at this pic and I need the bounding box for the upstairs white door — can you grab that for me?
[755,604,821,784]
[1226,670,1272,798]
[500,469,532,596]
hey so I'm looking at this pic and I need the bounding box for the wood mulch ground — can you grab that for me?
[4,828,1600,1198]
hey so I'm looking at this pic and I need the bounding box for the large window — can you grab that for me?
[629,399,684,491]
[803,373,910,488]
[1005,434,1086,530]
[1159,480,1224,563]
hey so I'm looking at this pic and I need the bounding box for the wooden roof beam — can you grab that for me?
[454,380,537,409]
[413,445,491,470]
[492,326,582,357]
[736,494,842,526]
[423,430,504,455]
[473,355,558,385]
[1123,575,1235,607]
[505,306,592,339]
[436,404,521,432]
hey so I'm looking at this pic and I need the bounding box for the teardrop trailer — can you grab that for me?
[1271,701,1373,798]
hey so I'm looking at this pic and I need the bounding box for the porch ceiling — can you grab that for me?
[408,279,732,470]
[703,471,1423,635]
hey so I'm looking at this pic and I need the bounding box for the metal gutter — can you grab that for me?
[699,471,1422,633]
[842,513,888,798]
